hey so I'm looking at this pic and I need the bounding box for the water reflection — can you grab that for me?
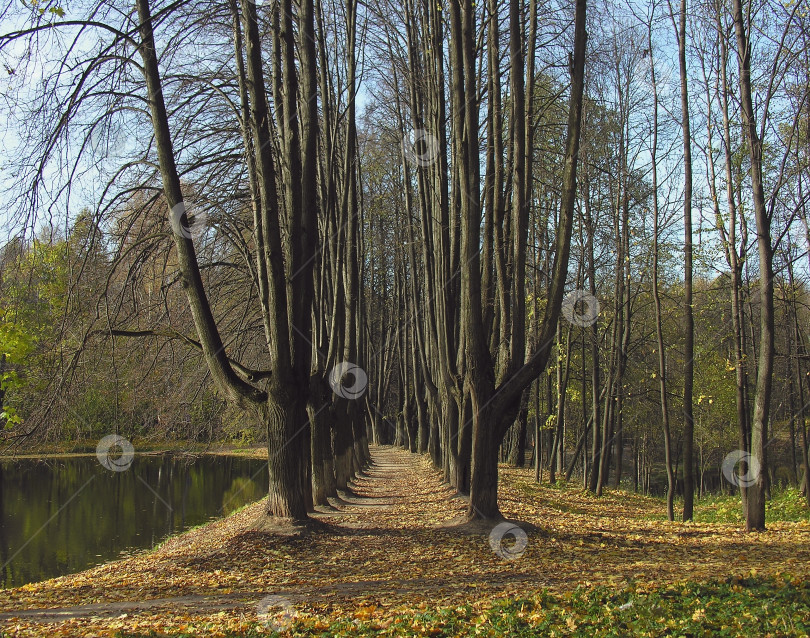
[0,454,266,588]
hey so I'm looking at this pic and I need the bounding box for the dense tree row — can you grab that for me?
[1,0,809,530]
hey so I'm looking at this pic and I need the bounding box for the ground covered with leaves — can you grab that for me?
[1,446,808,636]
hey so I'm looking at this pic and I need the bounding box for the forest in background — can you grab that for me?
[0,0,809,532]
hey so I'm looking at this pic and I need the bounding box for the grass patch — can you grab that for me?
[692,488,809,524]
[109,575,810,637]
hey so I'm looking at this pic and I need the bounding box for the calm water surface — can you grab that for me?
[0,454,266,588]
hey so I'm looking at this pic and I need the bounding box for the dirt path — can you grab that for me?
[1,445,809,636]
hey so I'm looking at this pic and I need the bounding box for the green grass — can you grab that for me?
[108,575,810,637]
[691,487,809,524]
[615,485,810,524]
[512,474,809,524]
[336,577,810,637]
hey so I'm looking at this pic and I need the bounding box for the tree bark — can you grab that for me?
[733,0,772,532]
[672,0,695,522]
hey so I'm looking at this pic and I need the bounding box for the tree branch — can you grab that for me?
[107,328,272,385]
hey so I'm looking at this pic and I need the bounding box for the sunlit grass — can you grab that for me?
[109,575,810,637]
[692,487,809,524]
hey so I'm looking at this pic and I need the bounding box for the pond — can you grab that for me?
[0,453,267,588]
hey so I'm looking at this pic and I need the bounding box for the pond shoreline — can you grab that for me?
[0,445,268,461]
[0,450,269,589]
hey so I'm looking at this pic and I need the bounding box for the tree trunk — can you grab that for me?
[733,0,772,532]
[262,386,310,520]
[463,0,587,519]
[672,0,695,522]
[716,6,751,513]
[309,376,336,506]
[137,0,313,520]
